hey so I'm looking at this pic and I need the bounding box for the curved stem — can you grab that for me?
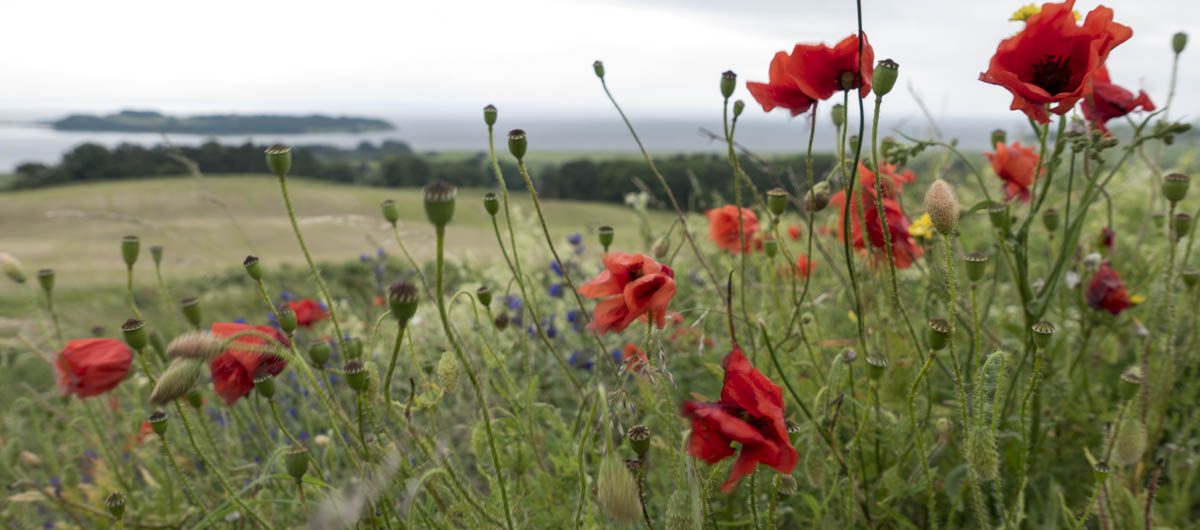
[276,174,348,354]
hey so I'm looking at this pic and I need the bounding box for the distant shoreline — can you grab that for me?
[48,110,394,135]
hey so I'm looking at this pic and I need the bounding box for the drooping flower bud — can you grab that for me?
[923,179,960,234]
[720,70,737,99]
[872,59,899,97]
[593,60,606,79]
[494,312,510,331]
[483,104,498,127]
[866,354,888,380]
[652,236,670,260]
[507,129,528,160]
[180,297,202,328]
[423,180,457,229]
[285,445,309,481]
[121,319,148,351]
[988,203,1011,231]
[1041,208,1060,232]
[148,410,168,436]
[381,199,400,225]
[927,318,951,351]
[1163,173,1190,204]
[1173,213,1192,240]
[1173,31,1188,54]
[0,253,25,284]
[243,255,263,281]
[1112,416,1146,467]
[121,235,140,268]
[344,360,368,392]
[990,129,1007,147]
[308,340,331,368]
[150,358,204,405]
[627,425,651,458]
[766,187,788,217]
[104,492,126,519]
[831,104,846,128]
[37,268,54,294]
[264,144,292,178]
[805,182,831,213]
[732,99,745,118]
[964,252,990,283]
[597,453,642,524]
[598,226,614,252]
[437,351,461,392]
[388,282,420,325]
[150,245,164,266]
[165,331,224,362]
[1031,321,1055,349]
[483,192,500,217]
[254,374,277,399]
[476,285,492,308]
[848,135,860,155]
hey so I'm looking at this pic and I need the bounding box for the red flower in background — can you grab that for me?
[979,0,1132,123]
[1082,66,1155,132]
[288,299,328,328]
[209,322,289,405]
[1100,226,1116,251]
[746,51,817,116]
[620,343,651,374]
[829,164,923,268]
[682,347,797,492]
[747,34,873,115]
[786,225,803,241]
[1087,262,1131,315]
[55,338,133,398]
[794,254,815,278]
[986,142,1041,202]
[706,205,760,254]
[579,253,676,334]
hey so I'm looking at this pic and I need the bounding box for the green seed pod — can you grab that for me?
[1182,268,1200,289]
[388,282,420,325]
[148,410,169,436]
[308,340,331,368]
[720,70,737,99]
[277,306,297,334]
[483,104,498,127]
[264,144,292,178]
[597,454,642,524]
[1112,416,1146,467]
[36,268,54,294]
[1031,321,1055,349]
[732,99,745,118]
[766,187,788,217]
[839,71,857,91]
[285,445,309,481]
[1093,462,1111,482]
[964,252,990,283]
[254,374,277,400]
[243,255,263,281]
[104,492,126,519]
[872,59,899,97]
[121,319,148,351]
[476,285,492,307]
[831,104,846,128]
[180,297,202,328]
[381,199,400,225]
[866,354,888,380]
[763,239,779,258]
[988,203,1011,231]
[848,135,860,156]
[423,180,457,229]
[507,129,528,160]
[483,192,500,217]
[150,358,204,405]
[121,235,140,268]
[1163,173,1190,204]
[1041,208,1060,232]
[990,129,1007,147]
[598,226,614,251]
[150,245,164,266]
[627,425,651,458]
[1173,212,1192,240]
[1173,31,1188,54]
[1152,211,1166,228]
[185,389,203,409]
[927,318,951,351]
[967,426,1000,481]
[344,360,368,392]
[593,60,605,79]
[1119,365,1144,402]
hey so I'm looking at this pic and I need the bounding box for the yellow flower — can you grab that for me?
[1130,294,1146,306]
[909,212,934,240]
[1010,3,1080,22]
[848,310,858,324]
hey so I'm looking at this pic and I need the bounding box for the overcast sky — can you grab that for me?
[2,0,1195,124]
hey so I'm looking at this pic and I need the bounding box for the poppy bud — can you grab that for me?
[150,245,164,266]
[483,192,500,216]
[598,226,614,251]
[476,285,492,307]
[967,426,999,481]
[121,235,140,268]
[180,297,202,328]
[841,348,858,363]
[104,492,126,519]
[652,236,670,260]
[927,318,951,351]
[150,358,204,405]
[1093,462,1111,482]
[990,129,1007,147]
[1112,416,1146,467]
[381,199,400,225]
[121,319,148,351]
[437,351,461,392]
[344,360,368,392]
[1119,365,1144,401]
[1041,208,1059,232]
[265,144,292,178]
[1182,268,1200,289]
[763,239,779,258]
[872,59,899,97]
[988,203,1011,231]
[1163,173,1190,204]
[148,410,168,436]
[1173,213,1192,240]
[597,453,642,524]
[1031,321,1055,349]
[593,60,605,79]
[848,135,860,155]
[308,340,331,368]
[865,354,888,380]
[185,389,203,409]
[665,490,700,530]
[839,71,857,91]
[720,70,737,99]
[423,180,457,229]
[831,104,846,128]
[766,187,788,217]
[37,268,54,294]
[964,252,989,283]
[805,182,830,212]
[483,104,498,127]
[243,255,263,281]
[924,179,960,234]
[507,129,528,161]
[1173,32,1188,54]
[388,282,420,324]
[254,374,277,400]
[0,253,25,284]
[733,99,745,118]
[774,474,798,498]
[166,331,223,362]
[627,424,651,458]
[285,445,309,481]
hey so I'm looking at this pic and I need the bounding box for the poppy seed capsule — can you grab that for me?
[924,179,960,234]
[1173,213,1192,240]
[848,135,860,155]
[37,268,54,294]
[388,282,420,324]
[964,252,990,283]
[275,306,296,334]
[121,319,148,351]
[839,70,857,91]
[507,129,528,160]
[423,180,457,229]
[598,225,614,251]
[766,187,788,217]
[831,104,846,128]
[873,59,899,97]
[381,199,400,225]
[1093,462,1111,482]
[1152,211,1166,228]
[1119,365,1144,401]
[253,374,276,399]
[483,104,498,127]
[1041,208,1060,232]
[1182,268,1200,288]
[264,144,292,178]
[104,492,126,519]
[483,192,500,216]
[1163,173,1190,204]
[990,129,1007,147]
[308,340,331,368]
[476,285,492,308]
[927,318,951,351]
[1174,31,1188,54]
[285,445,309,481]
[720,70,737,99]
[150,245,163,266]
[148,410,169,436]
[180,297,202,328]
[344,360,368,392]
[593,60,605,79]
[763,239,779,258]
[733,99,745,118]
[865,354,888,380]
[988,203,1011,231]
[1031,321,1055,349]
[243,255,263,281]
[121,235,140,267]
[627,424,651,458]
[185,389,203,408]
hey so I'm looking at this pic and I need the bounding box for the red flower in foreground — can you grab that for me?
[55,338,133,398]
[829,164,923,268]
[794,254,815,278]
[682,347,797,492]
[986,142,1040,202]
[979,0,1132,123]
[288,299,328,328]
[706,205,760,254]
[209,322,289,405]
[1082,66,1155,132]
[746,51,818,116]
[579,253,676,334]
[1087,262,1130,315]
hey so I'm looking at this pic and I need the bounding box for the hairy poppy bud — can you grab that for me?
[1120,365,1144,401]
[598,225,614,251]
[988,203,1011,231]
[990,129,1007,147]
[121,319,148,351]
[243,255,263,281]
[185,389,203,409]
[593,60,605,79]
[254,374,276,399]
[423,180,457,229]
[121,235,140,268]
[1182,268,1200,289]
[180,297,202,328]
[494,312,510,331]
[1041,208,1060,232]
[805,183,831,213]
[483,192,500,216]
[308,340,331,368]
[720,70,737,99]
[476,285,492,307]
[927,318,951,351]
[0,253,25,284]
[652,236,670,260]
[841,348,858,364]
[166,331,223,362]
[774,474,798,498]
[344,360,368,392]
[597,453,642,524]
[105,492,126,519]
[388,282,420,324]
[866,354,888,380]
[733,99,745,118]
[964,252,989,283]
[766,187,788,217]
[1112,416,1146,467]
[1173,31,1188,54]
[831,104,846,128]
[483,104,498,127]
[872,59,899,97]
[150,245,164,266]
[627,425,651,458]
[381,199,400,225]
[924,179,960,234]
[665,490,700,530]
[1031,321,1055,349]
[437,351,461,392]
[149,331,166,357]
[37,268,54,294]
[967,426,1000,481]
[763,238,779,258]
[285,445,309,481]
[507,129,528,160]
[265,144,292,178]
[149,410,168,436]
[151,358,203,405]
[1163,173,1190,204]
[1173,213,1192,240]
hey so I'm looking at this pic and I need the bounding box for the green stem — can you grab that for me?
[174,403,274,530]
[907,352,939,529]
[383,323,407,405]
[389,224,434,300]
[275,174,348,354]
[125,266,142,319]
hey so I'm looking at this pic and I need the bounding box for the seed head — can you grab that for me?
[388,282,420,324]
[264,144,292,177]
[121,319,148,351]
[121,235,140,268]
[243,255,263,281]
[380,199,400,225]
[423,180,457,228]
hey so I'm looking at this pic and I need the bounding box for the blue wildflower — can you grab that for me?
[550,260,563,277]
[377,247,387,258]
[360,254,371,263]
[548,283,564,298]
[611,348,624,364]
[279,290,296,301]
[568,233,583,246]
[233,317,247,324]
[568,350,595,371]
[506,295,523,311]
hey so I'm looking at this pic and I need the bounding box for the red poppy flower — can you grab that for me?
[979,0,1132,123]
[288,299,328,328]
[1099,226,1116,252]
[858,162,915,198]
[746,51,817,116]
[579,253,676,334]
[209,322,289,405]
[1082,66,1155,132]
[786,225,803,241]
[619,343,651,374]
[829,166,923,268]
[706,205,760,254]
[986,142,1040,202]
[55,338,133,398]
[794,254,815,278]
[682,347,797,492]
[1087,261,1130,315]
